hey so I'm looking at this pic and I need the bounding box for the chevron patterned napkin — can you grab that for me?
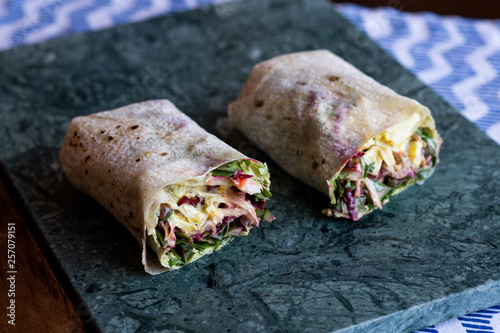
[0,1,498,332]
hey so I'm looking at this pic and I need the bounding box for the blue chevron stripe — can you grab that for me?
[457,307,500,333]
[413,14,454,75]
[337,3,500,146]
[10,0,75,45]
[466,314,495,319]
[170,0,195,12]
[459,317,494,324]
[197,0,216,6]
[365,7,398,47]
[0,0,29,25]
[416,15,454,74]
[334,2,364,31]
[413,326,438,333]
[69,0,112,32]
[0,3,500,332]
[417,19,482,111]
[111,0,151,25]
[477,309,500,314]
[472,44,500,131]
[462,323,494,330]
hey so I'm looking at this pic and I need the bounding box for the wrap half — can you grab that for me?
[229,50,441,221]
[60,100,274,274]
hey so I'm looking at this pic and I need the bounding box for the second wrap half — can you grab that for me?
[229,50,441,220]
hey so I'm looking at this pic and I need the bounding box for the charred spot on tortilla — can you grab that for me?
[327,75,340,82]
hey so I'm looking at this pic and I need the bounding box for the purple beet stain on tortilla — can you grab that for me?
[175,121,186,129]
[307,90,327,110]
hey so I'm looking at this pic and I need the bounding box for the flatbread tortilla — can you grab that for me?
[229,50,441,220]
[60,100,272,274]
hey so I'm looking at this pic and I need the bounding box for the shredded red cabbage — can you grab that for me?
[252,200,265,210]
[344,161,361,172]
[244,194,266,210]
[351,151,365,159]
[222,216,235,224]
[177,196,204,207]
[191,233,204,242]
[158,205,173,220]
[231,171,253,180]
[343,190,359,221]
[234,216,248,232]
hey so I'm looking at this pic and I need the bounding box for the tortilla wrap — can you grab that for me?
[60,100,273,274]
[229,50,441,220]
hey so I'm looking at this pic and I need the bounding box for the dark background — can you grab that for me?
[335,0,500,18]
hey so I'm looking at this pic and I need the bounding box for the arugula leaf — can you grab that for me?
[372,180,391,193]
[176,232,193,245]
[168,257,185,267]
[345,180,356,190]
[155,228,165,248]
[170,248,180,259]
[193,242,212,252]
[175,242,194,263]
[334,178,345,201]
[211,160,242,177]
[417,127,437,149]
[417,168,432,181]
[360,157,375,178]
[214,237,232,248]
[381,189,395,203]
[160,211,173,221]
[256,207,275,222]
[254,187,272,200]
[211,170,235,177]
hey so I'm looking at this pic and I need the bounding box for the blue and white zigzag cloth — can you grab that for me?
[413,305,500,333]
[0,1,499,332]
[337,3,500,145]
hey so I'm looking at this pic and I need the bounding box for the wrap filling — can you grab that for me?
[149,160,274,268]
[324,114,441,221]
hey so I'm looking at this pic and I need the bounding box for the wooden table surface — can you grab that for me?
[0,170,86,332]
[1,1,499,333]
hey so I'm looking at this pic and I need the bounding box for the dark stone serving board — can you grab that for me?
[1,0,499,332]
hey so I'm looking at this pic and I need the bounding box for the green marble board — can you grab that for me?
[1,0,499,332]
